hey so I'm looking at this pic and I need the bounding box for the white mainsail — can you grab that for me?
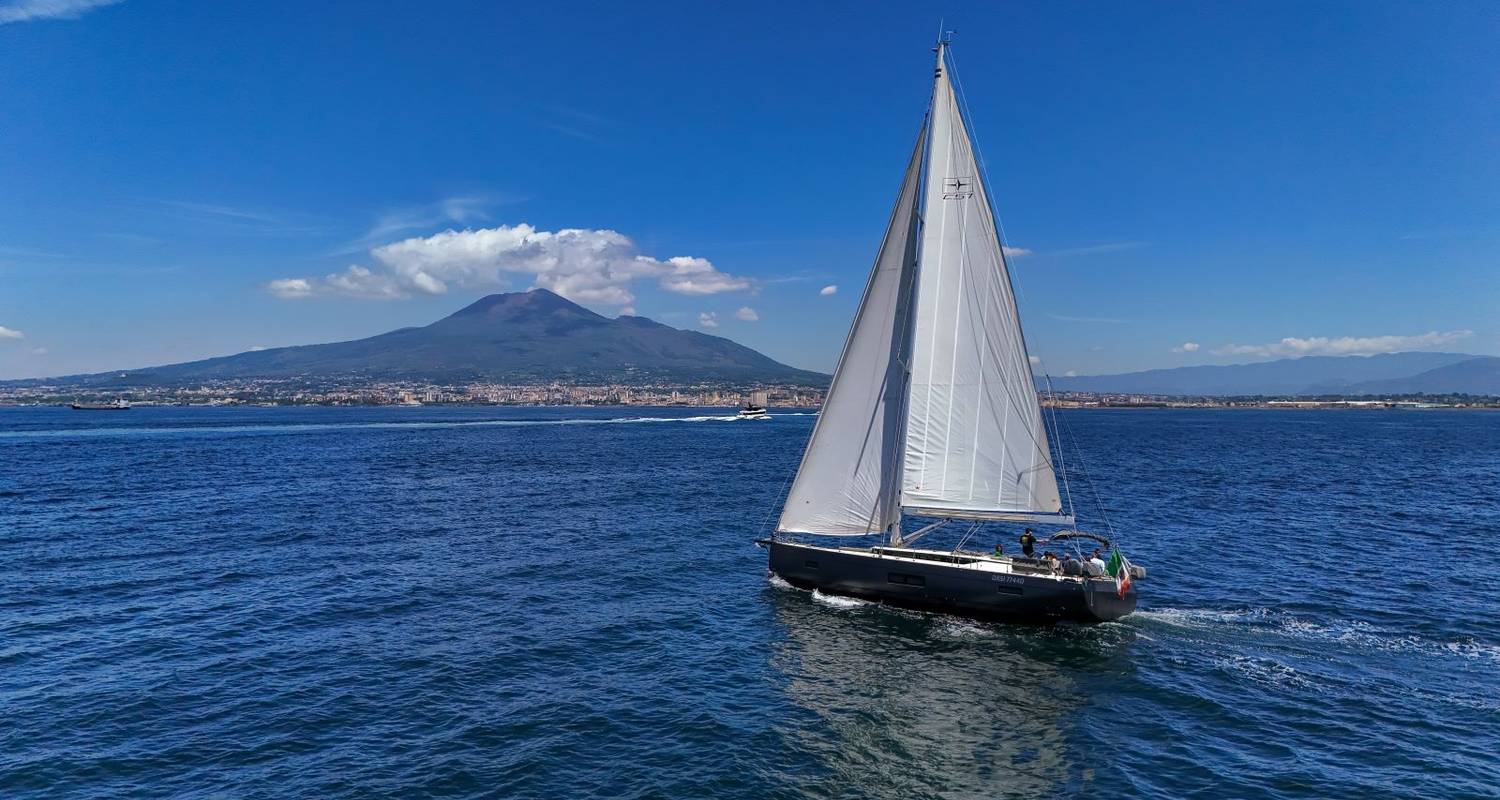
[777,43,1067,537]
[775,129,925,536]
[901,46,1064,522]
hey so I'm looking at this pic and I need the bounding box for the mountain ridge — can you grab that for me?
[8,289,829,388]
[1043,352,1495,396]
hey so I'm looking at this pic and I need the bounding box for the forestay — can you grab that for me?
[775,129,925,536]
[899,47,1065,521]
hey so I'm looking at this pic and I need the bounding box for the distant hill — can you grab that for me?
[1342,356,1500,395]
[1044,352,1489,396]
[12,289,829,387]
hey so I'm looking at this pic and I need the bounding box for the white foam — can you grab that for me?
[766,573,795,591]
[1133,607,1269,629]
[1214,654,1312,689]
[811,589,871,609]
[936,618,998,638]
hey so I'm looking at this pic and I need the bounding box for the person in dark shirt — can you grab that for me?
[1019,528,1037,558]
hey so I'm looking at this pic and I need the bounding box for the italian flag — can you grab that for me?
[1106,549,1133,598]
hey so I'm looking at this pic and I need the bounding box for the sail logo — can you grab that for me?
[942,176,974,199]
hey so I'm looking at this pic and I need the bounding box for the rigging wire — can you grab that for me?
[1056,406,1120,543]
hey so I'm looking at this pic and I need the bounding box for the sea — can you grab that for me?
[2,406,1496,799]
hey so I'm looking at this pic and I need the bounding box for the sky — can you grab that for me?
[1,0,1497,380]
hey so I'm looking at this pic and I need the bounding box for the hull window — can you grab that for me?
[888,572,927,587]
[996,585,1023,596]
[804,560,820,570]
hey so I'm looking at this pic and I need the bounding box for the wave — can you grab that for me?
[810,589,872,609]
[0,414,747,440]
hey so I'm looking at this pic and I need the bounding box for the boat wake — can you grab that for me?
[1136,607,1499,663]
[765,573,795,591]
[810,589,872,609]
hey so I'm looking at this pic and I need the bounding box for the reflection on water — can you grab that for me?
[766,581,1138,798]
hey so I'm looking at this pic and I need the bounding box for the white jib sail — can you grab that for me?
[900,47,1065,521]
[776,129,926,535]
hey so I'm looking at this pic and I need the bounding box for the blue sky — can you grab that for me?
[1,0,1496,380]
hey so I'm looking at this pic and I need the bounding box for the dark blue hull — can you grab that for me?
[768,540,1136,624]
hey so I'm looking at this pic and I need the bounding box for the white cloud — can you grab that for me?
[735,306,759,322]
[1028,355,1040,365]
[819,284,838,296]
[1213,330,1473,359]
[272,223,750,307]
[1063,370,1078,377]
[30,346,47,355]
[0,0,122,25]
[698,312,719,328]
[266,278,314,299]
[1002,246,1032,258]
[1172,342,1200,353]
[0,325,24,339]
[618,306,636,317]
[249,345,268,352]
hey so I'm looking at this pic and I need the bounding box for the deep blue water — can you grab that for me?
[2,406,1497,799]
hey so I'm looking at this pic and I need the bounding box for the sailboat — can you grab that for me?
[761,38,1143,624]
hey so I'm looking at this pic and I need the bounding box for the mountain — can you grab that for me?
[1343,356,1500,395]
[15,289,829,387]
[1043,352,1487,396]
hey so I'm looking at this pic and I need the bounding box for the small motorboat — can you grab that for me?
[737,390,770,420]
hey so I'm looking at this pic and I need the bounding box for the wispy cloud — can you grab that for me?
[735,306,759,322]
[155,199,277,223]
[1212,330,1473,358]
[0,0,121,24]
[144,198,321,236]
[540,106,616,144]
[1002,246,1031,258]
[1048,313,1129,324]
[1042,241,1148,258]
[542,122,603,142]
[698,312,719,328]
[1172,342,1200,353]
[0,245,70,260]
[338,195,505,254]
[0,325,24,339]
[819,284,838,296]
[270,223,752,306]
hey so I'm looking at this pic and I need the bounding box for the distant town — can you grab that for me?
[0,379,825,408]
[1,379,1496,409]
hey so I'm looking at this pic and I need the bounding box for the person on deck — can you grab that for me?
[1088,548,1108,576]
[1043,551,1060,573]
[1020,529,1038,558]
[992,543,1005,557]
